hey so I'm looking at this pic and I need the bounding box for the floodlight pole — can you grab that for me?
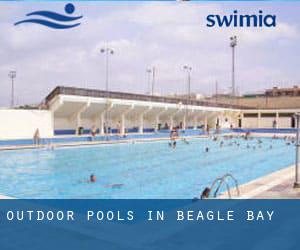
[101,47,114,93]
[8,71,16,108]
[294,113,300,188]
[183,65,192,100]
[146,68,152,95]
[215,80,218,103]
[100,47,114,137]
[183,65,192,129]
[230,36,237,99]
[152,66,156,96]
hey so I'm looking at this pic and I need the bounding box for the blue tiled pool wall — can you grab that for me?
[54,128,155,136]
[0,128,296,147]
[1,129,207,147]
[233,128,297,133]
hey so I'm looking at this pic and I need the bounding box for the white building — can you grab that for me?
[47,87,239,136]
[0,86,299,140]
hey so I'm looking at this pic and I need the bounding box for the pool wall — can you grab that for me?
[0,129,208,147]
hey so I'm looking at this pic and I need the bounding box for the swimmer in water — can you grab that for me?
[205,147,209,153]
[200,187,211,199]
[246,144,250,149]
[90,174,96,183]
[182,138,190,145]
[173,141,177,148]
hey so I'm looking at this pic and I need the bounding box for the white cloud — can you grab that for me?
[0,2,300,106]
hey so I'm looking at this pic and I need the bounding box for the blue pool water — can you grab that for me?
[0,137,295,198]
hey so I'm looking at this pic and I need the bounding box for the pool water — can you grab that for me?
[0,137,295,198]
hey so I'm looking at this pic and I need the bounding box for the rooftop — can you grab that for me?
[45,86,250,109]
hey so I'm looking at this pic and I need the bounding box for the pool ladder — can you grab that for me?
[209,173,240,199]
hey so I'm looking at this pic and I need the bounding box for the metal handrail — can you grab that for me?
[222,173,240,197]
[210,177,232,198]
[209,173,240,198]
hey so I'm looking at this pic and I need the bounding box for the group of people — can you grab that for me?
[81,121,127,140]
[169,128,179,148]
[168,128,191,148]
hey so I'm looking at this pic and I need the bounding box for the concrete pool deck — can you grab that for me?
[219,165,300,199]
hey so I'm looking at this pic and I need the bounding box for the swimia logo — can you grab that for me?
[206,10,276,28]
[14,3,83,29]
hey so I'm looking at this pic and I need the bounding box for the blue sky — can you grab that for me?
[0,1,300,106]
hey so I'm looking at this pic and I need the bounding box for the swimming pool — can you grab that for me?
[0,136,295,198]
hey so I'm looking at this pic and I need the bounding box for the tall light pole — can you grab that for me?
[146,68,152,95]
[151,66,156,96]
[100,47,114,136]
[215,80,218,103]
[294,113,300,188]
[146,66,156,95]
[183,65,192,101]
[230,36,237,98]
[183,65,192,130]
[8,71,16,108]
[100,47,114,93]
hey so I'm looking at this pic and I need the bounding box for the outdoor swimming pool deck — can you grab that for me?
[236,166,300,198]
[0,129,299,199]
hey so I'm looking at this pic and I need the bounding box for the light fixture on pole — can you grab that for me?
[100,47,114,137]
[230,36,237,98]
[294,113,300,188]
[8,71,16,108]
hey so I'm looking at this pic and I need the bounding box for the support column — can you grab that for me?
[76,113,81,134]
[119,105,134,135]
[240,113,244,128]
[204,116,208,131]
[70,102,90,135]
[99,112,105,135]
[276,112,279,129]
[154,107,168,132]
[155,115,160,132]
[193,116,198,130]
[139,114,144,134]
[169,116,174,130]
[138,107,152,134]
[121,113,125,135]
[258,112,261,128]
[182,115,186,130]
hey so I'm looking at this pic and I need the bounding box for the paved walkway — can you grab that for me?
[220,165,300,199]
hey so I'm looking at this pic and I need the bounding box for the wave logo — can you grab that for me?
[14,3,82,29]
